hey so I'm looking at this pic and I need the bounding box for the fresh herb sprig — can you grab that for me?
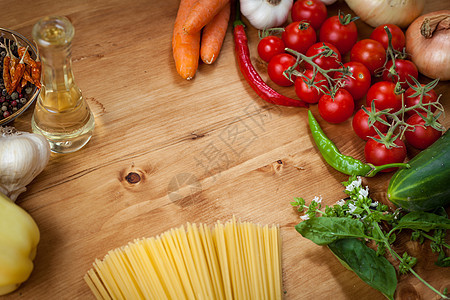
[291,176,450,299]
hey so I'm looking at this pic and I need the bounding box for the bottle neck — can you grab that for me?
[32,16,82,111]
[40,43,76,92]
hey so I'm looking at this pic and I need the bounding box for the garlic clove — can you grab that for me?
[0,127,50,202]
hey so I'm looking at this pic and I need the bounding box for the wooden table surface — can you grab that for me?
[3,0,450,299]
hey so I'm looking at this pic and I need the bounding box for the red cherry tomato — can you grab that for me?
[333,61,371,100]
[319,15,358,55]
[404,114,442,150]
[366,81,402,113]
[370,24,406,51]
[350,39,386,76]
[267,53,297,87]
[405,84,438,116]
[257,36,285,63]
[382,59,418,89]
[364,136,406,172]
[305,42,342,75]
[291,0,327,30]
[352,107,389,141]
[294,69,328,104]
[318,89,354,124]
[282,21,317,55]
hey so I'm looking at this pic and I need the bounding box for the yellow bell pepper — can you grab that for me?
[0,192,40,295]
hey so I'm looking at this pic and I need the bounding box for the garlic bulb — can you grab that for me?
[0,127,50,202]
[240,0,293,30]
[344,0,425,28]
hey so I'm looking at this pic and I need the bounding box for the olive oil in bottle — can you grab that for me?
[31,16,94,153]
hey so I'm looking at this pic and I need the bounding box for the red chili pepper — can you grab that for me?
[22,64,34,84]
[2,56,12,94]
[18,46,37,69]
[10,47,27,93]
[31,42,42,89]
[233,10,307,108]
[0,40,13,94]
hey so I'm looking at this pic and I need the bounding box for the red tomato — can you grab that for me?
[350,39,386,75]
[305,42,342,74]
[333,61,371,100]
[319,15,358,55]
[267,53,297,87]
[352,107,389,141]
[282,21,317,55]
[366,81,402,112]
[364,136,406,172]
[318,89,354,124]
[405,84,438,116]
[382,59,418,89]
[294,69,328,104]
[257,36,285,63]
[291,0,327,30]
[404,114,442,149]
[370,24,406,51]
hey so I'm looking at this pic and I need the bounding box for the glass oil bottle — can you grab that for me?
[31,16,95,153]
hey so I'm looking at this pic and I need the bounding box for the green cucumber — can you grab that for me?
[387,129,450,211]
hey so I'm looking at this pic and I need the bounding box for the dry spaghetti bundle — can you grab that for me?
[84,217,282,300]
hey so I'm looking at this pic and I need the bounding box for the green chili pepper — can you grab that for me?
[308,110,409,177]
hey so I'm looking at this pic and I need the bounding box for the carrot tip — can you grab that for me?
[202,55,215,64]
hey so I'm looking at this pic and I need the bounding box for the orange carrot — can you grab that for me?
[200,2,230,64]
[173,0,201,80]
[183,0,229,34]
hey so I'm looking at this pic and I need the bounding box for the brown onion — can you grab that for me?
[406,10,450,81]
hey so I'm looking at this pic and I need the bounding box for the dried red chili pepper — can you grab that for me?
[7,40,19,81]
[233,5,308,108]
[14,35,38,69]
[18,47,37,69]
[10,47,27,92]
[22,65,34,84]
[31,61,41,89]
[0,41,12,94]
[17,77,26,93]
[31,42,41,89]
[18,65,34,92]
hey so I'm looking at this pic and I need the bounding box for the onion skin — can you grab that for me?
[344,0,425,28]
[406,10,450,81]
[319,0,338,5]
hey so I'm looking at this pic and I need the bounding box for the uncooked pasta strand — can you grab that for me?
[85,218,283,300]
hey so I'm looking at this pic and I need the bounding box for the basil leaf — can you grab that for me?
[295,217,367,245]
[328,238,397,300]
[393,211,450,232]
[432,207,448,218]
[436,251,450,267]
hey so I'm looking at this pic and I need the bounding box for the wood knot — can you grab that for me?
[258,160,284,175]
[191,132,205,140]
[273,160,284,173]
[125,172,141,184]
[118,163,153,190]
